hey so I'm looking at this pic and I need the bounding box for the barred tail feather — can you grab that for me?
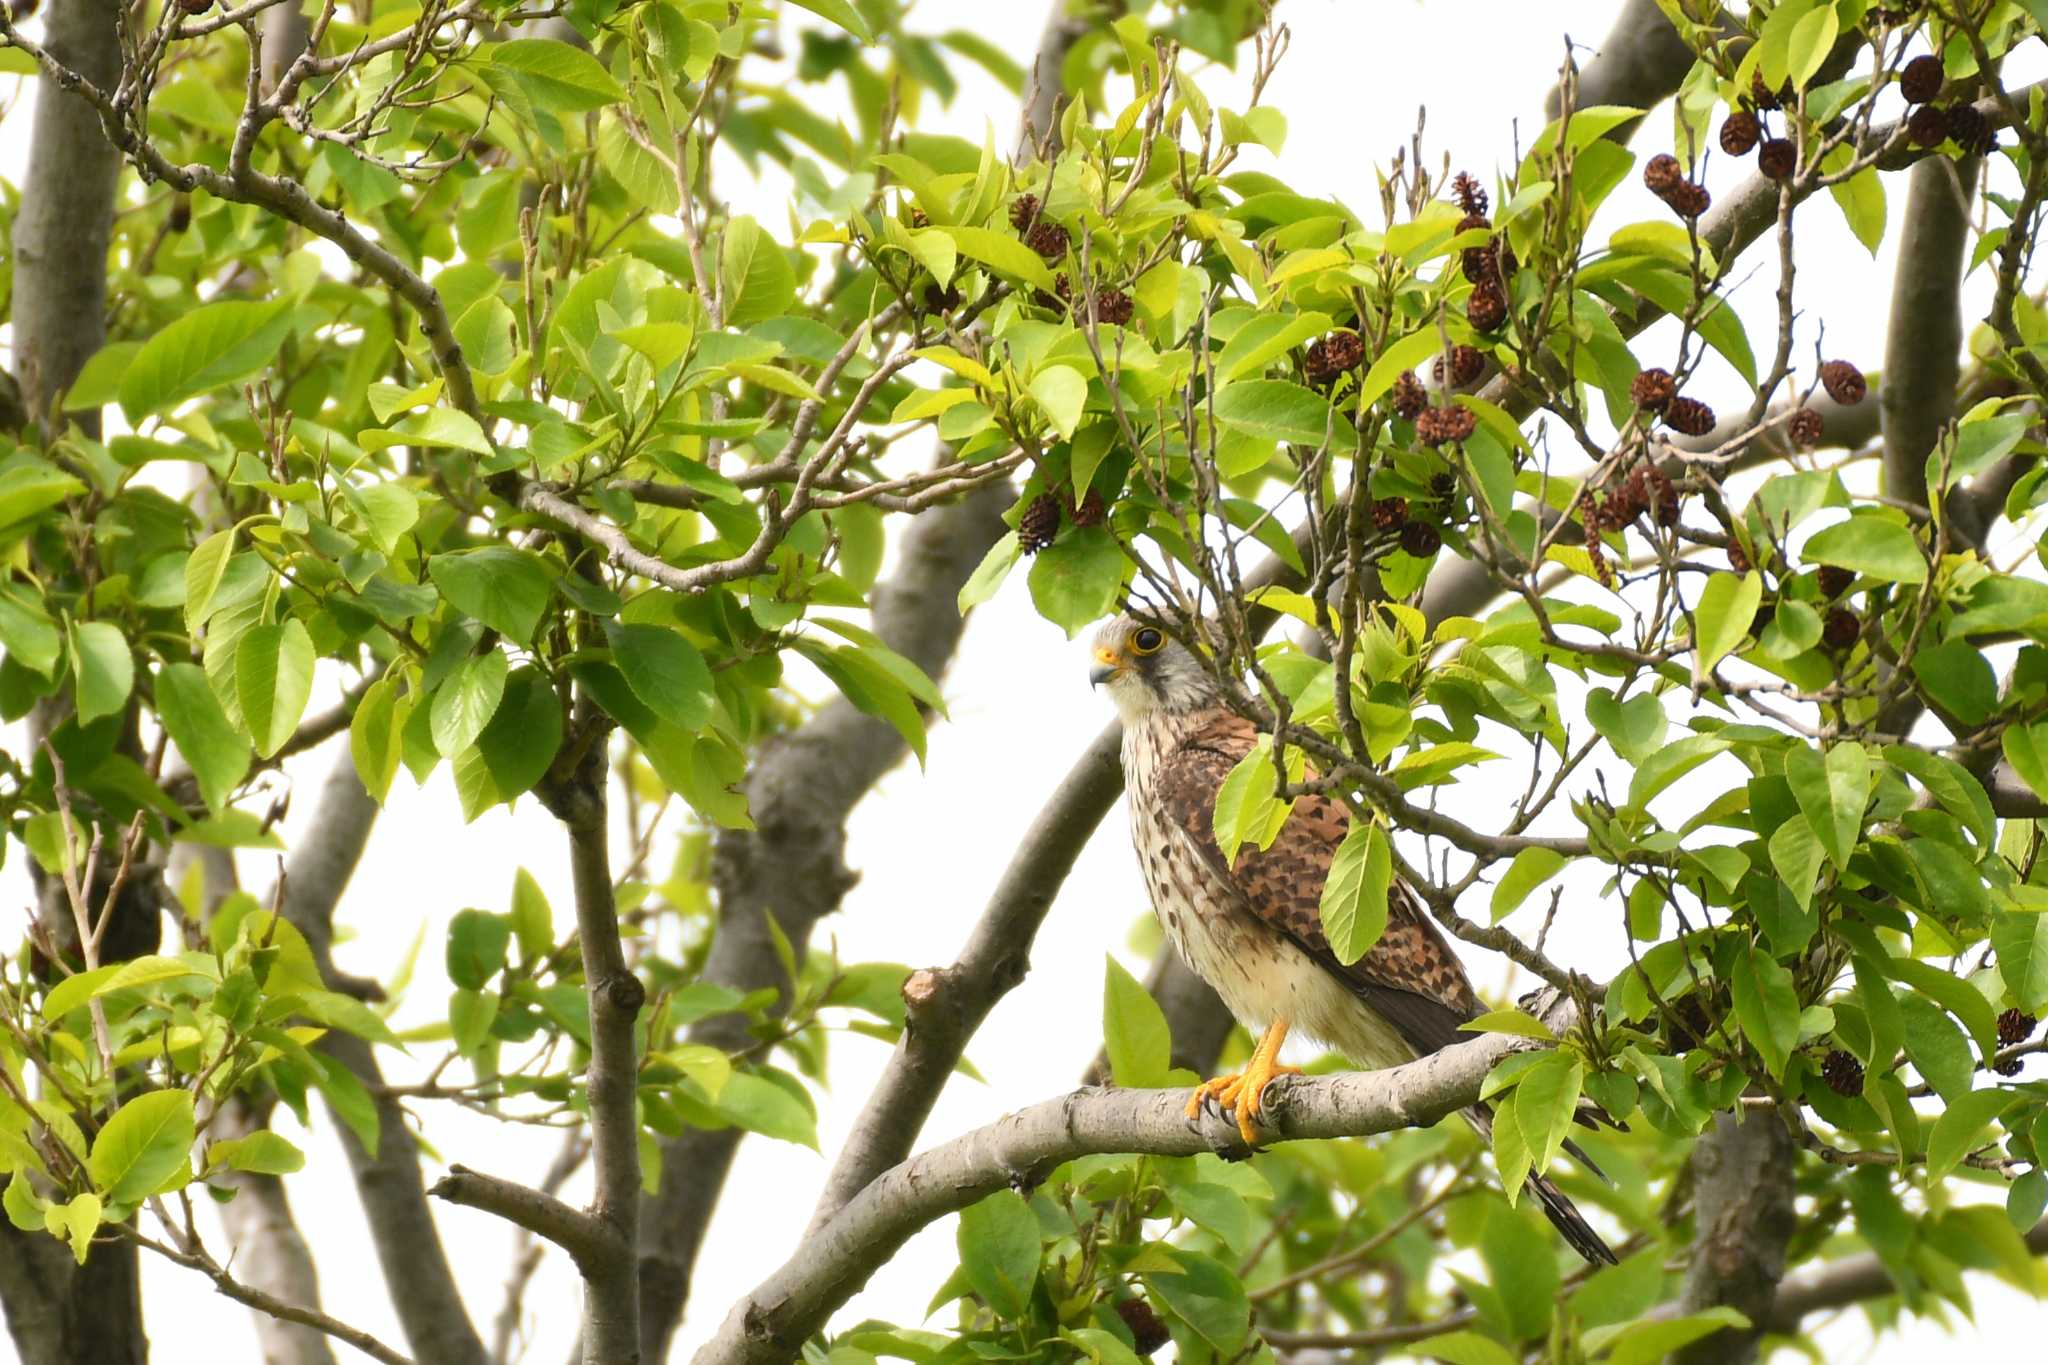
[1463,1106,1618,1266]
[1527,1169,1619,1266]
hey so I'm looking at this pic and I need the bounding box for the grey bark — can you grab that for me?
[1673,1109,1798,1365]
[278,756,489,1365]
[1,8,148,1363]
[1882,156,1978,510]
[12,0,121,434]
[1546,0,1700,146]
[634,482,1010,1360]
[259,3,313,95]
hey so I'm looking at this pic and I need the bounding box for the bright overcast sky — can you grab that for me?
[1,1,2041,1360]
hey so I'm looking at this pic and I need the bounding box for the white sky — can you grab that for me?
[2,2,2042,1361]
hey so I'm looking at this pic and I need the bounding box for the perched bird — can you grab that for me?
[1090,614,1615,1265]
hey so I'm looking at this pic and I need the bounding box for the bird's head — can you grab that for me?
[1088,615,1221,723]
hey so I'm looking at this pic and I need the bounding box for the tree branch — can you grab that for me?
[532,735,642,1364]
[119,1226,413,1365]
[1761,1214,2048,1332]
[10,0,120,435]
[1673,1108,1798,1365]
[1546,0,1703,146]
[431,1165,615,1274]
[806,721,1126,1229]
[695,1030,1541,1365]
[1882,155,1978,509]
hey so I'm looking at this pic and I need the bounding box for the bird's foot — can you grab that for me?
[1184,1057,1303,1146]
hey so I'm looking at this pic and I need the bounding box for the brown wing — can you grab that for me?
[1152,709,1483,1057]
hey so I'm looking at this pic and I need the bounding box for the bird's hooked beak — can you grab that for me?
[1089,644,1124,688]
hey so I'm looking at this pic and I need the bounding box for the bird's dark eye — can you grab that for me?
[1132,627,1164,654]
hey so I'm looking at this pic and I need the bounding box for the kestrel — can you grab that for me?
[1090,614,1615,1265]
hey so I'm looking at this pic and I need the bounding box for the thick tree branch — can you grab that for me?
[278,754,489,1365]
[1882,156,1977,509]
[695,1030,1540,1365]
[635,482,1010,1358]
[1673,1109,1797,1365]
[10,0,120,435]
[807,722,1126,1229]
[1546,0,1701,146]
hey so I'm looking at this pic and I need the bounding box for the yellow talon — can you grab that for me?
[1185,1018,1301,1145]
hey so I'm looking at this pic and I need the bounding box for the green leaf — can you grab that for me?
[1730,945,1798,1078]
[1216,310,1331,383]
[0,458,84,532]
[1784,742,1870,870]
[89,1091,195,1206]
[1911,639,1998,726]
[1102,955,1171,1088]
[1801,516,1926,585]
[235,620,316,759]
[1926,1088,2012,1182]
[0,583,61,675]
[446,909,512,991]
[475,664,564,803]
[184,528,235,632]
[605,623,713,731]
[1491,847,1568,923]
[1584,1309,1750,1365]
[1413,1331,1520,1365]
[1628,734,1730,808]
[1320,823,1391,964]
[70,621,133,725]
[1513,1052,1585,1174]
[1027,527,1126,636]
[787,0,873,40]
[156,663,249,814]
[429,548,553,642]
[1993,910,2048,1012]
[509,868,553,963]
[1900,992,1974,1101]
[1210,380,1355,450]
[1460,1009,1559,1041]
[48,1193,100,1265]
[431,649,509,758]
[2004,722,2048,801]
[958,531,1021,614]
[484,38,626,113]
[720,217,797,328]
[1480,1200,1558,1340]
[350,676,407,805]
[362,407,493,456]
[945,224,1059,291]
[1028,366,1087,440]
[1358,328,1447,410]
[1584,688,1665,765]
[205,1131,306,1176]
[1143,1250,1250,1356]
[957,1189,1041,1318]
[1693,571,1761,679]
[713,1071,817,1149]
[119,300,293,420]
